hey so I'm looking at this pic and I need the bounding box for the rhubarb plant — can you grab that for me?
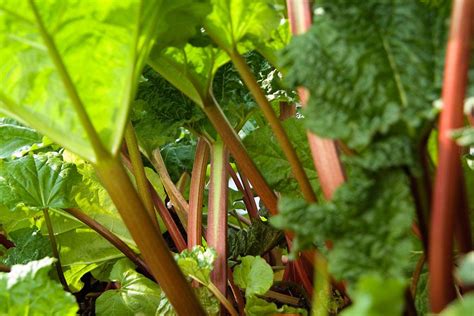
[1,0,473,315]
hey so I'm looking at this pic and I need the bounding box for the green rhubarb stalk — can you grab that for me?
[203,96,278,215]
[124,121,160,231]
[229,50,317,203]
[151,149,189,228]
[188,138,210,249]
[207,139,229,297]
[95,156,204,314]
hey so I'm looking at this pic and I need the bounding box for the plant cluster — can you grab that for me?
[0,0,473,315]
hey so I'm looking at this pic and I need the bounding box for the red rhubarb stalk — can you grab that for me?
[429,0,474,312]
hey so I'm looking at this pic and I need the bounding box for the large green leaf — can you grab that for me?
[95,258,162,316]
[272,170,415,283]
[282,1,448,150]
[0,153,81,211]
[0,226,52,266]
[204,0,280,53]
[0,0,163,161]
[0,257,78,315]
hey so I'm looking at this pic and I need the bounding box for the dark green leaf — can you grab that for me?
[0,226,51,266]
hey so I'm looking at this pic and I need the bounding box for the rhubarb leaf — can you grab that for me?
[282,1,448,150]
[0,257,78,315]
[0,0,163,161]
[340,275,406,316]
[0,118,47,159]
[175,246,217,285]
[243,118,319,198]
[233,255,273,296]
[0,226,51,266]
[0,153,81,211]
[95,259,162,316]
[204,0,280,53]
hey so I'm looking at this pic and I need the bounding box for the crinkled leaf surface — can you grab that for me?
[175,246,216,285]
[228,220,283,259]
[272,170,415,283]
[0,153,81,211]
[243,118,319,198]
[282,1,448,150]
[0,0,164,161]
[0,226,51,266]
[0,257,78,315]
[233,255,273,296]
[340,275,406,316]
[95,258,162,316]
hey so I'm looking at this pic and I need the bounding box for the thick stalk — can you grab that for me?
[229,50,317,203]
[203,97,278,215]
[124,122,160,231]
[62,207,150,276]
[151,149,189,227]
[42,208,69,291]
[429,0,473,312]
[207,139,229,298]
[188,138,210,249]
[286,0,346,200]
[95,156,204,315]
[122,153,187,251]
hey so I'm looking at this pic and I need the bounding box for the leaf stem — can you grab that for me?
[42,208,69,292]
[207,281,239,316]
[28,0,107,161]
[203,96,278,215]
[151,149,189,227]
[229,50,317,203]
[95,156,204,314]
[188,138,209,249]
[227,163,259,220]
[124,122,160,231]
[62,207,151,278]
[122,153,187,252]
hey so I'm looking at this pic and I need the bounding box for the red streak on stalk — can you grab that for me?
[429,0,473,312]
[188,138,210,249]
[286,1,346,199]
